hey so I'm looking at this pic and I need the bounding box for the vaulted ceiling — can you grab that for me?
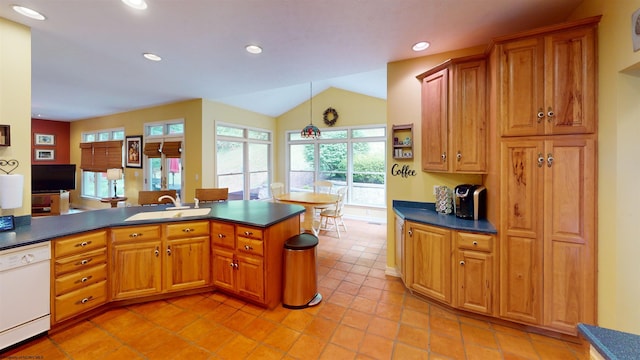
[0,0,583,121]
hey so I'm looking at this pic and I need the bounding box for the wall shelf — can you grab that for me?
[392,124,413,160]
[0,125,10,146]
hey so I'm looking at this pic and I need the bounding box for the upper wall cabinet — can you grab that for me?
[494,18,598,137]
[417,55,487,173]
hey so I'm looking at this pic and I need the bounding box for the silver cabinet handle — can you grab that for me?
[75,241,92,247]
[441,152,447,162]
[537,153,544,168]
[456,151,462,161]
[472,241,478,246]
[547,153,554,168]
[460,261,465,266]
[77,296,94,305]
[75,276,92,284]
[75,258,93,266]
[537,108,545,122]
[408,230,413,237]
[547,107,555,120]
[244,231,253,236]
[166,246,171,256]
[244,245,253,251]
[154,246,160,257]
[218,233,226,238]
[182,228,194,233]
[129,233,142,238]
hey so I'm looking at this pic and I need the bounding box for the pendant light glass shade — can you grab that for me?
[300,82,321,139]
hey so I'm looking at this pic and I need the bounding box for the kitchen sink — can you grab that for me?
[124,208,211,222]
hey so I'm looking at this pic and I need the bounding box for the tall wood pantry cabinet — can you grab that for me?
[417,54,487,173]
[487,15,600,335]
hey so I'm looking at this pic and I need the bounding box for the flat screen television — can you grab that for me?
[32,164,76,193]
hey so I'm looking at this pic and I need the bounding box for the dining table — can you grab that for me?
[274,192,340,235]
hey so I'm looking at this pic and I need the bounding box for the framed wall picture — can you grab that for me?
[35,149,55,161]
[633,7,640,52]
[34,133,55,146]
[126,135,143,168]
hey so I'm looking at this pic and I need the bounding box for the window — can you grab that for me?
[287,126,386,207]
[80,128,125,198]
[144,120,184,196]
[216,124,272,200]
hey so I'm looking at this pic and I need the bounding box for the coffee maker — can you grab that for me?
[454,184,486,220]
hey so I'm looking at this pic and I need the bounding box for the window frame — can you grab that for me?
[79,128,125,199]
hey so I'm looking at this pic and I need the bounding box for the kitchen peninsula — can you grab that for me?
[0,201,304,344]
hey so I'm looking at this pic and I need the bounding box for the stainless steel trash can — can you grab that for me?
[282,232,322,309]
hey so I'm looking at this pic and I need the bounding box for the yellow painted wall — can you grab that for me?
[69,99,203,208]
[569,0,640,334]
[0,18,31,217]
[385,45,486,270]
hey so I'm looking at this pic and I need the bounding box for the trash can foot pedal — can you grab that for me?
[308,293,322,307]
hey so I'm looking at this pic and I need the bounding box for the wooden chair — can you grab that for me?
[270,182,284,201]
[138,190,177,206]
[319,187,348,238]
[195,188,228,202]
[312,180,333,194]
[312,180,333,216]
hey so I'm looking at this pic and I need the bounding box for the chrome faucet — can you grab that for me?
[158,194,182,208]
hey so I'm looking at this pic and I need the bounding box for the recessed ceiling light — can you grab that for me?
[143,53,162,61]
[245,45,263,54]
[12,5,46,20]
[412,41,430,52]
[122,0,148,10]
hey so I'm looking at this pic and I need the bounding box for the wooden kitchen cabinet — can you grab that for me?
[111,222,211,300]
[500,136,596,334]
[495,18,598,137]
[211,217,299,308]
[111,225,162,300]
[52,230,108,324]
[417,55,487,173]
[454,232,494,316]
[404,222,452,304]
[164,221,211,292]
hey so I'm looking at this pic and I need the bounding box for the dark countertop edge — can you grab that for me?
[578,323,640,360]
[393,200,497,234]
[0,201,305,252]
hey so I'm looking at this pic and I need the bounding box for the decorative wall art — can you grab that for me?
[126,135,143,168]
[34,133,55,146]
[633,7,640,52]
[35,149,55,161]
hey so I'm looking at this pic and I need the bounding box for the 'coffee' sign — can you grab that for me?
[391,164,416,178]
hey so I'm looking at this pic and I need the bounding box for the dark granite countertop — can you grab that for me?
[0,200,305,251]
[393,200,496,234]
[578,323,640,360]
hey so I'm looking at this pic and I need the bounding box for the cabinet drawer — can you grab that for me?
[54,230,107,258]
[54,280,107,323]
[457,232,493,252]
[55,263,107,296]
[236,226,263,240]
[212,222,235,249]
[55,248,107,275]
[165,221,210,239]
[111,225,161,242]
[237,237,264,257]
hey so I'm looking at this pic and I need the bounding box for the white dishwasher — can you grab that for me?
[0,242,51,350]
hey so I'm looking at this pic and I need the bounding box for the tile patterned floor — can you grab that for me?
[2,218,589,359]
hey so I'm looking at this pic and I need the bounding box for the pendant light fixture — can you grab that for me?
[301,82,321,139]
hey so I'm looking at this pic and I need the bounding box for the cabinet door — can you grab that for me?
[406,223,451,304]
[456,250,493,315]
[112,240,162,300]
[544,27,596,135]
[421,68,449,172]
[451,59,487,173]
[165,235,211,292]
[236,254,264,302]
[500,140,544,324]
[543,138,596,333]
[212,248,235,292]
[498,37,545,137]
